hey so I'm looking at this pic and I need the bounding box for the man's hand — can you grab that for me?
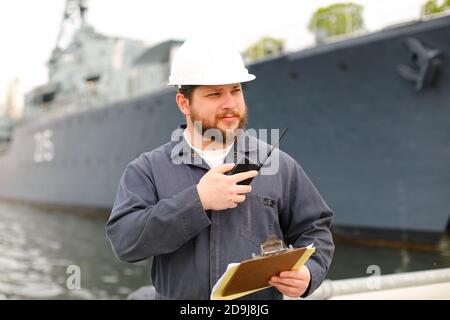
[269,265,311,298]
[197,163,258,211]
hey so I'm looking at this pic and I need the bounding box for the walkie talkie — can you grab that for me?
[230,128,288,185]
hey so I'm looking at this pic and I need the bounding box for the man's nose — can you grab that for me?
[221,91,238,109]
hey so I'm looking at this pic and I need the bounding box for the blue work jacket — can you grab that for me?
[106,127,334,299]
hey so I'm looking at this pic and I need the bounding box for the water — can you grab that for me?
[0,201,150,299]
[0,200,449,299]
[328,242,450,280]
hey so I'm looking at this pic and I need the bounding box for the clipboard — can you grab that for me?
[211,236,315,300]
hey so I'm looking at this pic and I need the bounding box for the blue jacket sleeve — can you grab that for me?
[279,157,335,296]
[106,156,210,262]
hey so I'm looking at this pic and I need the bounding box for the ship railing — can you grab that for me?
[24,93,113,121]
[286,267,450,300]
[22,88,144,124]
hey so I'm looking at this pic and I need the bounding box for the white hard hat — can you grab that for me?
[168,37,255,87]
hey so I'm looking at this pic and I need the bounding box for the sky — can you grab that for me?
[0,0,428,109]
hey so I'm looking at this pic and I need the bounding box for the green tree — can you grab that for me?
[308,3,365,44]
[421,0,450,17]
[243,36,285,63]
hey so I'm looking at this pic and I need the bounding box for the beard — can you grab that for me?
[190,105,248,144]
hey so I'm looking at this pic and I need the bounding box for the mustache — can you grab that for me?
[216,112,240,118]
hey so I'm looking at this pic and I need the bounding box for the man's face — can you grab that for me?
[187,83,247,140]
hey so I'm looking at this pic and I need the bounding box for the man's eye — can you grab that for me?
[207,93,220,97]
[233,89,241,93]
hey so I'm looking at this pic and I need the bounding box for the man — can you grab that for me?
[106,37,334,300]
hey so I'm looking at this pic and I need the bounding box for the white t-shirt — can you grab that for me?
[183,129,233,169]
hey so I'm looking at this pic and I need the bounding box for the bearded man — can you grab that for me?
[106,37,334,300]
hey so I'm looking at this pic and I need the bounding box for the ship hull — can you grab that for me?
[1,16,450,245]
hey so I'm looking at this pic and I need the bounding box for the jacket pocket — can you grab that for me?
[240,194,283,245]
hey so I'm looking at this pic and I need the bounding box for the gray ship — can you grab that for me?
[1,1,449,247]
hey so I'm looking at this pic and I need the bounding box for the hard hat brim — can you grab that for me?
[168,73,255,87]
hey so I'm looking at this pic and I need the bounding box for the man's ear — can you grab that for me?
[176,93,190,116]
